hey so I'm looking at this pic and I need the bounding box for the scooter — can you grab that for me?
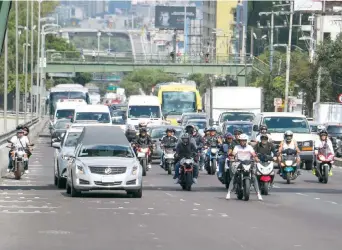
[205,145,219,175]
[163,147,176,175]
[280,148,298,184]
[256,154,275,195]
[179,158,195,191]
[315,149,334,184]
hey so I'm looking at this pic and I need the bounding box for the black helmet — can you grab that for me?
[185,125,194,134]
[319,129,328,136]
[181,133,190,145]
[260,125,268,132]
[166,127,173,133]
[207,127,216,132]
[140,127,147,133]
[23,126,30,134]
[234,128,243,134]
[260,134,269,141]
[16,124,24,130]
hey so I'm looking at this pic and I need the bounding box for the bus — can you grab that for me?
[48,84,90,115]
[157,84,202,125]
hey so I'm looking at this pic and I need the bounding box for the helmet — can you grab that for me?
[260,134,269,141]
[259,125,268,132]
[181,133,190,145]
[166,127,173,133]
[193,126,199,132]
[138,122,147,129]
[284,130,293,142]
[239,134,248,141]
[225,133,233,139]
[140,127,147,133]
[185,125,194,134]
[17,129,25,134]
[317,125,326,133]
[234,128,243,134]
[16,125,24,130]
[319,129,328,136]
[207,127,216,132]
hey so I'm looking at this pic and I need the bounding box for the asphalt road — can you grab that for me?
[1,129,342,249]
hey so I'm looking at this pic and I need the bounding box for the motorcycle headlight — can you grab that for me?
[285,160,293,166]
[243,164,251,171]
[211,148,217,154]
[165,153,174,159]
[131,166,138,175]
[76,164,85,174]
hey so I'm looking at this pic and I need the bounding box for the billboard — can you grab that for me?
[155,6,196,30]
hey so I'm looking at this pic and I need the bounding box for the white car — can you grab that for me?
[53,127,84,188]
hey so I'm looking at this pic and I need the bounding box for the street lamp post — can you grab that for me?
[97,31,101,56]
[30,0,34,120]
[23,43,31,122]
[15,0,19,126]
[36,0,42,117]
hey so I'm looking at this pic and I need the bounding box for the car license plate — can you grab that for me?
[101,176,115,183]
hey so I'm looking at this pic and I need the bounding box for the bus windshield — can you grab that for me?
[162,91,196,115]
[49,91,90,115]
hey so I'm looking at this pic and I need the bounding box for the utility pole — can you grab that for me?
[24,0,29,122]
[4,30,8,133]
[30,0,34,120]
[309,14,315,63]
[270,12,274,71]
[15,0,19,126]
[316,0,326,104]
[250,27,254,58]
[284,0,294,112]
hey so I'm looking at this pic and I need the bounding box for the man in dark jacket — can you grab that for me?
[159,128,178,167]
[173,133,198,184]
[133,127,153,169]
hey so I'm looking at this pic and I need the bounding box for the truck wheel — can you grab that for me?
[305,160,313,170]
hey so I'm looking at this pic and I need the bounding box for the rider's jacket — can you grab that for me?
[204,135,220,147]
[193,133,204,148]
[232,145,255,161]
[314,139,334,155]
[256,132,272,142]
[133,134,153,147]
[254,142,276,156]
[176,142,197,160]
[160,135,178,147]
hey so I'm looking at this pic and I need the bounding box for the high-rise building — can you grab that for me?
[202,0,238,61]
[63,0,106,18]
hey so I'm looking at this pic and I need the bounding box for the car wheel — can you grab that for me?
[57,167,66,189]
[132,188,142,198]
[70,172,81,197]
[66,180,71,194]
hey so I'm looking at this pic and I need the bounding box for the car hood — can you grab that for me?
[78,157,137,167]
[112,124,126,131]
[270,133,315,142]
[61,147,75,154]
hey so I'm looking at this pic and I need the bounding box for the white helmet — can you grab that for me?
[317,125,326,133]
[239,134,248,141]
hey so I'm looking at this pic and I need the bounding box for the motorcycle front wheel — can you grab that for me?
[323,165,329,184]
[14,161,23,180]
[167,163,173,175]
[262,182,269,195]
[141,159,147,176]
[243,178,250,201]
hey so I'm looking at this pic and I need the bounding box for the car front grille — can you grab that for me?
[88,166,127,175]
[94,181,122,186]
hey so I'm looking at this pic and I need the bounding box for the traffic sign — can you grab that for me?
[274,98,282,106]
[338,94,342,103]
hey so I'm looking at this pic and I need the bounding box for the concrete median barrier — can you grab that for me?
[0,118,49,178]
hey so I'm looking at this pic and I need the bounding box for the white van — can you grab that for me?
[126,95,163,129]
[73,105,112,126]
[53,101,87,124]
[251,112,315,170]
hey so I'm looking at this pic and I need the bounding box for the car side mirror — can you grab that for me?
[159,138,162,141]
[52,142,61,149]
[253,125,259,131]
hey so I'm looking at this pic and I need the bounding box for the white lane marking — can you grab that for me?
[220,213,229,217]
[0,211,57,214]
[294,245,302,247]
[148,208,154,210]
[296,193,308,197]
[128,212,135,215]
[143,213,150,215]
[192,208,198,211]
[207,208,213,211]
[194,203,200,206]
[314,198,320,200]
[0,205,59,209]
[273,185,280,188]
[164,192,175,197]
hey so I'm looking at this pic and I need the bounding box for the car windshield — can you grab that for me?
[220,112,255,122]
[327,126,342,134]
[226,124,252,136]
[310,125,318,133]
[263,117,310,133]
[54,120,70,129]
[112,117,125,125]
[76,112,110,123]
[183,115,206,124]
[64,132,82,147]
[150,128,182,138]
[128,105,161,118]
[162,91,196,115]
[187,121,207,129]
[56,109,74,119]
[111,110,126,118]
[78,145,134,158]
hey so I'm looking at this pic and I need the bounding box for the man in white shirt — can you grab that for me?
[8,129,30,174]
[226,134,263,201]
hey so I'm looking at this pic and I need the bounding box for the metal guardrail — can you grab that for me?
[46,51,254,65]
[0,117,40,145]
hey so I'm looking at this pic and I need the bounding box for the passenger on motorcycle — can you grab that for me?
[254,134,277,186]
[203,127,210,139]
[226,134,262,200]
[256,125,272,142]
[193,126,205,168]
[218,133,234,179]
[7,129,30,174]
[278,130,301,175]
[228,128,243,155]
[204,127,222,146]
[313,129,334,176]
[133,127,153,169]
[159,128,178,167]
[174,133,198,184]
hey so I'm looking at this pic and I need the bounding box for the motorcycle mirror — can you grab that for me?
[159,138,162,141]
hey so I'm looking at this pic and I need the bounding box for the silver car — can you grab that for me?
[65,126,143,198]
[53,127,84,188]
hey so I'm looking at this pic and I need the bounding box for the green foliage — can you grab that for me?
[72,73,92,86]
[121,69,177,96]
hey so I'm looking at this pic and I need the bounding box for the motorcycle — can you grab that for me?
[280,148,298,184]
[256,154,275,195]
[234,160,253,201]
[136,145,151,176]
[205,144,219,175]
[179,158,195,191]
[315,149,334,184]
[7,144,27,180]
[163,146,176,175]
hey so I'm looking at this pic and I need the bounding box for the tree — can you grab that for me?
[72,73,92,86]
[121,69,177,96]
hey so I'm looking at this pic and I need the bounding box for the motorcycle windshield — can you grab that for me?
[283,155,296,161]
[240,160,252,165]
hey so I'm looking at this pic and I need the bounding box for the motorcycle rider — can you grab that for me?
[159,128,178,167]
[133,127,153,169]
[7,129,30,174]
[204,127,222,146]
[256,125,272,142]
[278,130,301,175]
[254,134,277,186]
[192,126,205,169]
[313,129,334,176]
[218,133,234,179]
[174,133,198,184]
[226,134,262,200]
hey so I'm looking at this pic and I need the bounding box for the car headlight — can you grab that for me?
[62,154,69,160]
[76,164,85,174]
[131,166,138,175]
[285,160,293,166]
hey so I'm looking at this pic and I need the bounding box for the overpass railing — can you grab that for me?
[46,51,255,65]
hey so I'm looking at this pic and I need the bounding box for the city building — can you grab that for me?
[62,0,106,18]
[202,0,238,61]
